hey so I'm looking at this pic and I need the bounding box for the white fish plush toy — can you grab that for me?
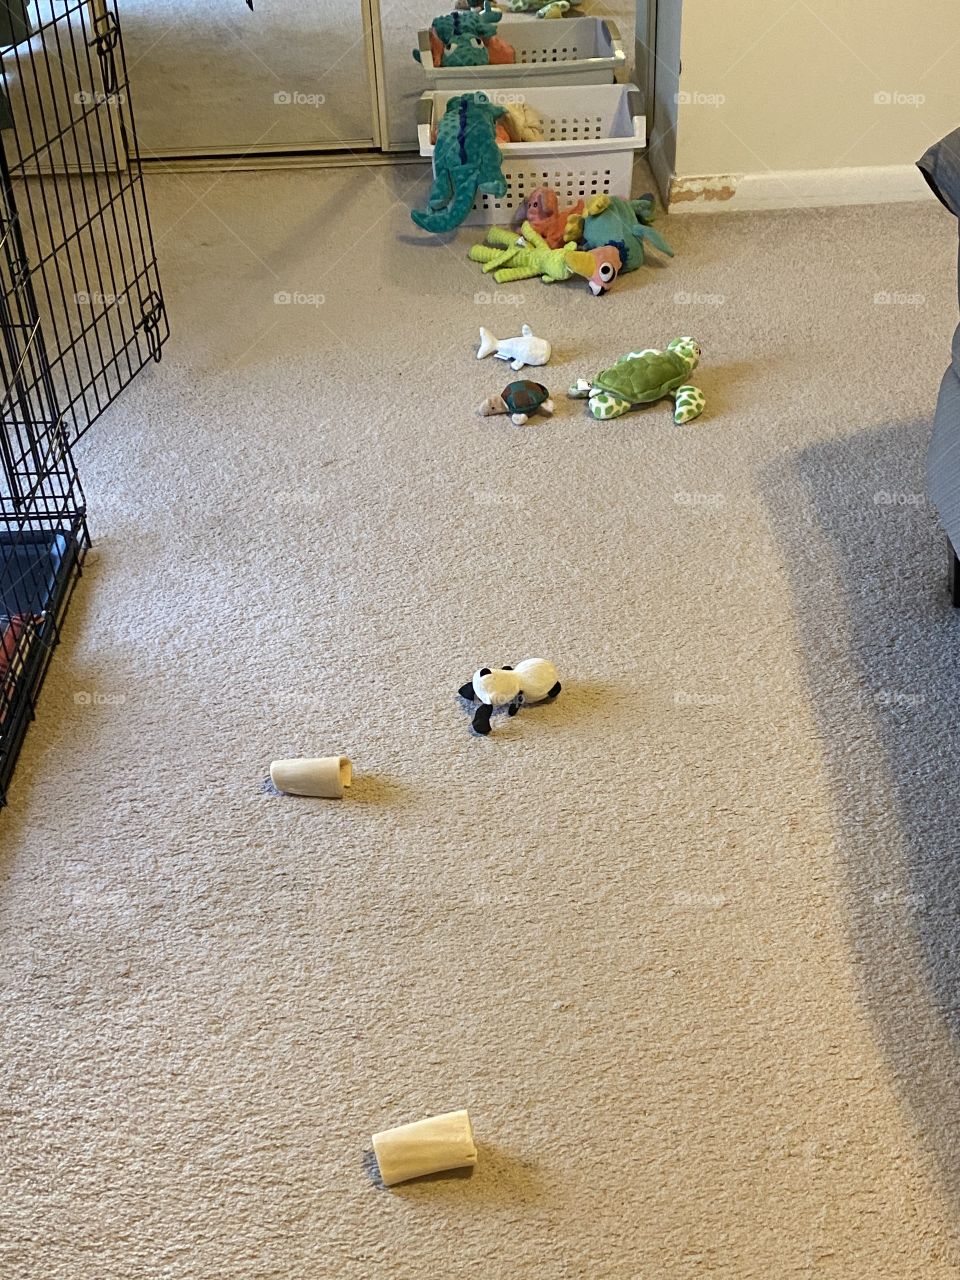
[477,323,551,371]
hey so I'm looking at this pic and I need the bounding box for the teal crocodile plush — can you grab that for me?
[413,3,501,65]
[440,33,488,66]
[567,193,674,273]
[411,93,507,234]
[433,2,500,43]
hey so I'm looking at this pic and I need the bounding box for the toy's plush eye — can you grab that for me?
[479,667,491,676]
[599,262,614,282]
[502,665,513,670]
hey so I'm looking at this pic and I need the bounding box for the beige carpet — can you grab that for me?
[3,163,960,1278]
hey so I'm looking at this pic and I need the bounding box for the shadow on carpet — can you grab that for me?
[763,417,960,1229]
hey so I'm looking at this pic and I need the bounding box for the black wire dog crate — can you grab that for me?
[0,0,167,805]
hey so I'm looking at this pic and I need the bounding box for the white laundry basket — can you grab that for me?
[416,83,645,226]
[415,17,626,89]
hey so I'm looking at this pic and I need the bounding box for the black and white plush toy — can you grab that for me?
[458,658,561,735]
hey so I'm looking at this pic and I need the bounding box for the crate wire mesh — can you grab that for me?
[2,0,168,442]
[0,200,87,803]
[0,0,167,804]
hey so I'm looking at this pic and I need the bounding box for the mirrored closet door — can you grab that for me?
[121,0,380,157]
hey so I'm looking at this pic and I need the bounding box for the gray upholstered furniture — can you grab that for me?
[920,128,960,602]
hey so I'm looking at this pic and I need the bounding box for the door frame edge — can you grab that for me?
[363,0,389,149]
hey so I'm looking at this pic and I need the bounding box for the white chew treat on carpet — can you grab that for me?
[372,1109,477,1186]
[269,755,352,798]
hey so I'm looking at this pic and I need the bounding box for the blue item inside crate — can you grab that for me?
[0,529,70,618]
[0,524,82,805]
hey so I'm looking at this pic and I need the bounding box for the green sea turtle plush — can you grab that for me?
[568,338,705,424]
[478,380,554,425]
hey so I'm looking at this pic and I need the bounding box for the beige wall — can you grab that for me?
[674,0,959,177]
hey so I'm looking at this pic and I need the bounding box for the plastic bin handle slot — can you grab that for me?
[602,19,626,66]
[416,28,435,70]
[627,88,645,140]
[417,95,434,155]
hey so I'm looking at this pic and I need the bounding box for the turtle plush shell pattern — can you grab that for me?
[593,350,687,405]
[502,380,548,415]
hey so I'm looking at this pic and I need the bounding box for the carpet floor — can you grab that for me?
[3,162,960,1279]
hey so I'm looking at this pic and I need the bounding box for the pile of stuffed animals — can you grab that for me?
[410,91,675,290]
[414,1,516,69]
[428,101,543,147]
[414,0,581,74]
[414,160,672,295]
[468,187,672,295]
[413,0,586,74]
[455,0,584,18]
[408,25,704,440]
[414,0,582,65]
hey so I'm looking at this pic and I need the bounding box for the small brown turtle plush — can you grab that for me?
[478,379,554,426]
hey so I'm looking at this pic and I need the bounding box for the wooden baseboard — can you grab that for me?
[667,164,934,213]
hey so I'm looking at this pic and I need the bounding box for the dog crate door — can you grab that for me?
[0,0,168,446]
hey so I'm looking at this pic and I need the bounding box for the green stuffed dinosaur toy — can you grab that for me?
[411,93,507,234]
[440,33,488,66]
[566,193,674,273]
[413,2,501,64]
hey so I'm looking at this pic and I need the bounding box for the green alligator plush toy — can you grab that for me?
[568,193,675,273]
[413,2,501,65]
[434,2,500,42]
[411,92,507,234]
[441,33,488,65]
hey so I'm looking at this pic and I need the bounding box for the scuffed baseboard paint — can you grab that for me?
[667,164,935,213]
[670,175,738,207]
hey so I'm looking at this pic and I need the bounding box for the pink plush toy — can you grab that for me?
[513,185,584,248]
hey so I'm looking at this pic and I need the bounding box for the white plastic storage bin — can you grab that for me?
[415,17,625,89]
[416,83,645,226]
